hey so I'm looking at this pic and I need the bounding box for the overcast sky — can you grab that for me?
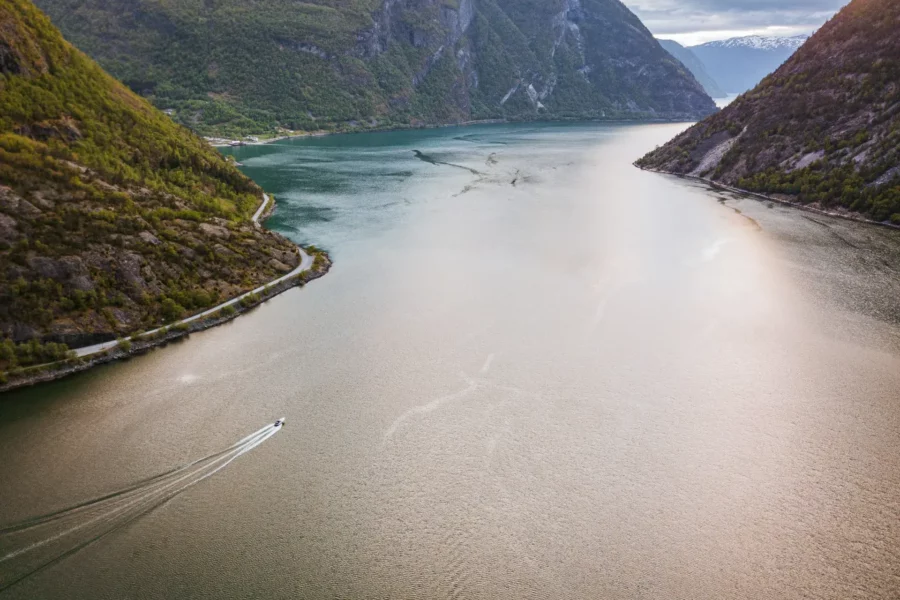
[621,0,848,45]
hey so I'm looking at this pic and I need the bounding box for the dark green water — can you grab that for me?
[2,123,900,598]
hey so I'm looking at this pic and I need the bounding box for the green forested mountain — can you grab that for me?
[0,0,301,354]
[637,0,900,224]
[32,0,716,136]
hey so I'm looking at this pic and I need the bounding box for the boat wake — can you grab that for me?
[0,420,283,592]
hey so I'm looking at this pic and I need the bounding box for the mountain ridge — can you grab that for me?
[657,39,726,99]
[0,0,310,363]
[636,0,900,225]
[32,0,716,137]
[693,34,809,52]
[689,33,809,93]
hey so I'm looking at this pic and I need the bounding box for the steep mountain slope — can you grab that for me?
[32,0,716,136]
[0,0,302,353]
[691,34,808,94]
[637,0,900,224]
[658,39,726,99]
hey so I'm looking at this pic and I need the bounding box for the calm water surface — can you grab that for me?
[2,123,900,598]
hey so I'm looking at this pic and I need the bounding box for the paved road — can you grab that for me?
[74,195,311,358]
[251,193,270,224]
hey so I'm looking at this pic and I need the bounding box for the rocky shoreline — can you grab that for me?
[0,253,332,394]
[637,165,900,232]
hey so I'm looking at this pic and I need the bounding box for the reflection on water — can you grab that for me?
[1,123,900,599]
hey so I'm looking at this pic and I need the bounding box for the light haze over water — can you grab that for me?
[1,123,899,598]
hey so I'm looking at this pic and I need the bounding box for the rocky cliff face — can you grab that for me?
[0,0,301,350]
[33,0,715,136]
[637,0,900,224]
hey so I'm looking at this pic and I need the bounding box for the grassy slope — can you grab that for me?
[0,0,301,363]
[32,0,715,137]
[637,0,900,223]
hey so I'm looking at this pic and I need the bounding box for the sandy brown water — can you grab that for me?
[1,123,899,598]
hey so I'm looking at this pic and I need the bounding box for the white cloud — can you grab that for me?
[622,0,846,45]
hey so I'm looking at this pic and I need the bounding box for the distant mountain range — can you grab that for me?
[657,39,727,99]
[31,0,716,137]
[689,34,810,95]
[701,34,809,52]
[638,0,900,224]
[658,34,809,99]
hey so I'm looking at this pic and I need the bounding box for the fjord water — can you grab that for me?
[2,123,900,598]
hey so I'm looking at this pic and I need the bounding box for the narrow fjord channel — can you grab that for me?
[2,123,899,598]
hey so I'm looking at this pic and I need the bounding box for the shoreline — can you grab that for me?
[0,256,331,394]
[637,165,900,232]
[1,194,331,394]
[206,115,708,147]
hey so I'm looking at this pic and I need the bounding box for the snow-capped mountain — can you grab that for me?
[638,0,900,223]
[658,39,727,99]
[700,34,810,51]
[690,34,811,94]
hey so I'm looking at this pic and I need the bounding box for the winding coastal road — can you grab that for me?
[251,192,270,223]
[74,194,312,358]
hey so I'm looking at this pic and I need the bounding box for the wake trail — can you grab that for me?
[0,421,282,591]
[1,428,276,563]
[0,424,273,536]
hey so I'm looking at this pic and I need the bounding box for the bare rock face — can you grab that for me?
[25,255,93,289]
[115,252,150,293]
[33,0,716,134]
[279,249,301,268]
[0,213,18,244]
[0,187,41,218]
[212,243,238,260]
[15,117,82,142]
[139,231,161,245]
[267,258,291,272]
[637,0,900,223]
[199,222,231,239]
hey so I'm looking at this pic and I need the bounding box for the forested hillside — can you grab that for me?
[0,0,302,358]
[33,0,716,136]
[637,0,900,224]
